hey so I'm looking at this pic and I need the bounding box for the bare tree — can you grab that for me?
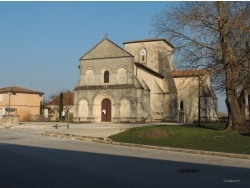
[63,90,74,120]
[152,1,250,132]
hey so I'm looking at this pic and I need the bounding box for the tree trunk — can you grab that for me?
[225,87,247,132]
[217,2,248,132]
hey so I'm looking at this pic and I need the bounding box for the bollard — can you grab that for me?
[55,124,58,129]
[67,124,69,129]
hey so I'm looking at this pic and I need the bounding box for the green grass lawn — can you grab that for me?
[109,124,250,155]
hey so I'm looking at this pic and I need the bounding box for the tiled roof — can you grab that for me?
[134,62,164,79]
[172,69,208,77]
[74,84,141,91]
[0,86,44,95]
[123,38,175,49]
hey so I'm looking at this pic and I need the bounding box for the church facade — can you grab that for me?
[73,37,218,123]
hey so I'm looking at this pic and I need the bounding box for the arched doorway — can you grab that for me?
[101,98,111,122]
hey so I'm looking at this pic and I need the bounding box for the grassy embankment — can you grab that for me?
[109,123,250,155]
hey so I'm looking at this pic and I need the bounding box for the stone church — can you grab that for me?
[73,37,218,123]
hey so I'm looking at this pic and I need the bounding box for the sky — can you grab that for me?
[0,1,227,112]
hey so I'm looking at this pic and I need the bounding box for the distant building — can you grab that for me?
[0,86,44,122]
[45,91,74,121]
[73,37,218,123]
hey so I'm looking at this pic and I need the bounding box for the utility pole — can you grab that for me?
[8,92,11,115]
[198,76,201,127]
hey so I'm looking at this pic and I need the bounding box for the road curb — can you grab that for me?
[43,131,250,160]
[42,131,112,142]
[103,141,250,160]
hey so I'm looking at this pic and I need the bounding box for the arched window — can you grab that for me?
[180,101,184,110]
[139,48,147,63]
[104,70,109,83]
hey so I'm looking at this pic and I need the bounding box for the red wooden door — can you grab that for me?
[101,98,111,122]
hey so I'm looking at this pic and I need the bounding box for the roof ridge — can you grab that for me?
[80,37,133,60]
[0,86,44,95]
[123,38,175,49]
[172,69,209,77]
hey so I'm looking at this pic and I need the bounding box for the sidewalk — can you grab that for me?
[7,121,179,139]
[4,121,151,141]
[42,123,149,141]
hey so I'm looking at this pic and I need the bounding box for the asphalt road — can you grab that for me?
[0,127,249,188]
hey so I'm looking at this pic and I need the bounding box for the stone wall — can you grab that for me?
[1,115,19,128]
[78,57,134,87]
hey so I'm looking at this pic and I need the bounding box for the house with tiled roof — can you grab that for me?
[0,86,44,122]
[73,37,218,123]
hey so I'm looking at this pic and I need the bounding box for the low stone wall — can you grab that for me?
[113,117,146,123]
[1,115,19,128]
[73,117,96,123]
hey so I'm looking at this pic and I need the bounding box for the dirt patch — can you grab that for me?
[140,128,169,138]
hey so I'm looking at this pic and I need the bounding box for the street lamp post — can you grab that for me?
[8,92,11,115]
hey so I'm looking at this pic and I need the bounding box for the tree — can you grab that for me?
[152,1,250,132]
[47,93,60,120]
[63,90,74,120]
[59,92,63,121]
[47,90,74,121]
[40,101,43,116]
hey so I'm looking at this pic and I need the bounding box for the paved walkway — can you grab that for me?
[4,122,181,139]
[2,121,154,139]
[42,122,151,141]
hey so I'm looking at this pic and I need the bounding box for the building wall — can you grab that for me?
[0,93,43,121]
[124,40,175,73]
[74,38,150,123]
[135,67,166,121]
[125,40,177,121]
[78,57,134,87]
[74,38,217,123]
[174,77,199,122]
[174,75,218,122]
[74,86,149,123]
